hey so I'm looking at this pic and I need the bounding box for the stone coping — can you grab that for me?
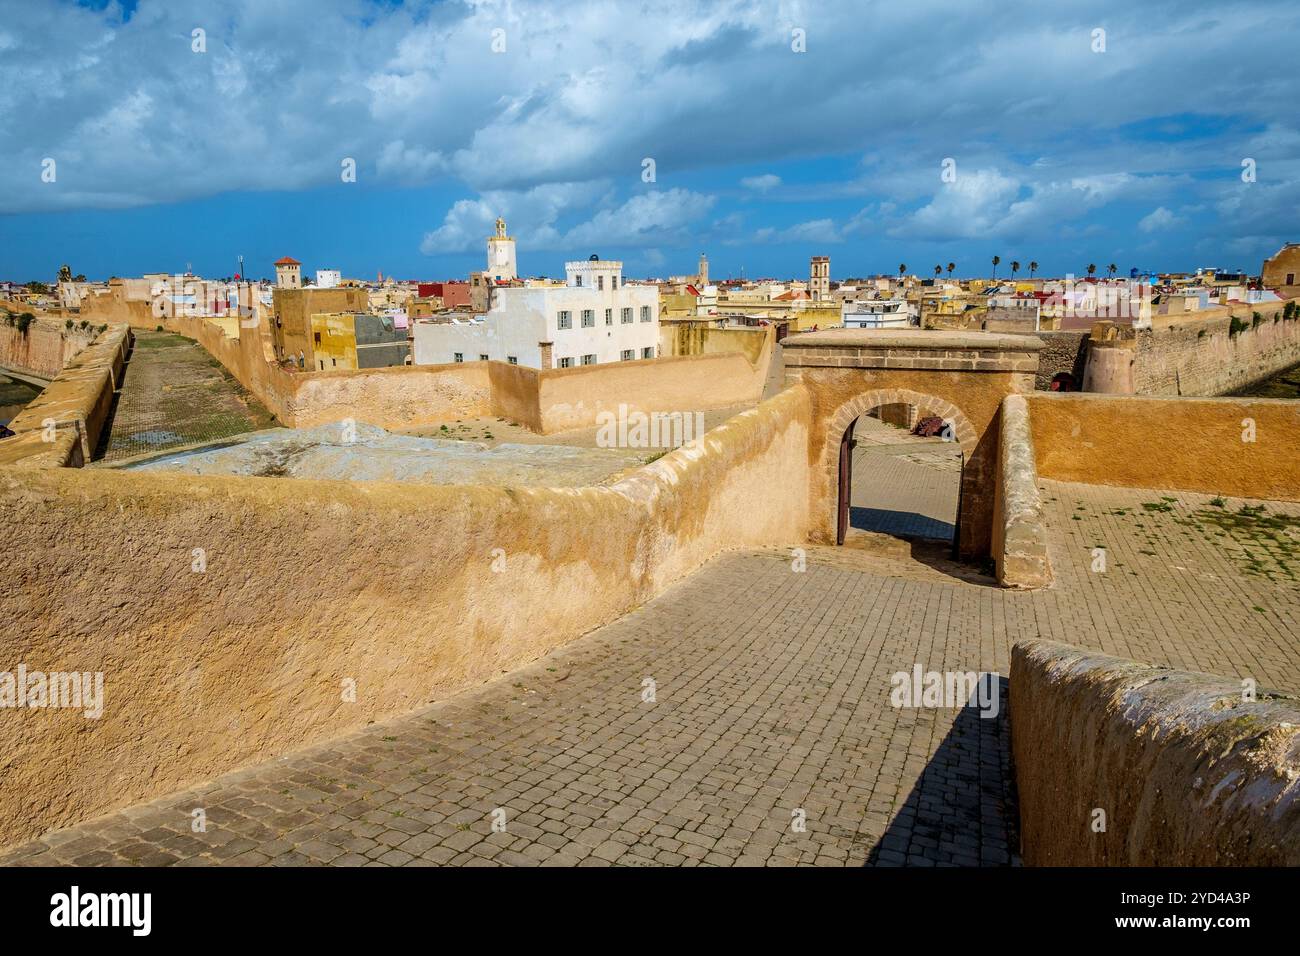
[1011,639,1300,865]
[783,328,1045,352]
[995,395,1050,589]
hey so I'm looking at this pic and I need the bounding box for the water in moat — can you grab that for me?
[0,373,41,430]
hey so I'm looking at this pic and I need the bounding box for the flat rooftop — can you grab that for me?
[117,422,649,487]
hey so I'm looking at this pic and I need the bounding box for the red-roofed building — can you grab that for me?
[274,256,302,289]
[417,281,471,309]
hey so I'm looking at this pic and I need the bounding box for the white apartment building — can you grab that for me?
[315,269,342,289]
[841,297,913,329]
[413,255,660,369]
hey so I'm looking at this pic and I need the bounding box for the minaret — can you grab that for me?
[487,217,518,282]
[697,253,709,287]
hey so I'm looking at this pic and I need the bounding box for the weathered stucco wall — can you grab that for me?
[1135,303,1299,396]
[1085,304,1300,397]
[1026,391,1300,500]
[159,315,767,436]
[992,395,1050,589]
[1011,639,1300,865]
[286,363,494,429]
[487,360,542,432]
[3,325,131,463]
[534,351,768,434]
[0,316,99,380]
[659,322,773,369]
[0,385,813,847]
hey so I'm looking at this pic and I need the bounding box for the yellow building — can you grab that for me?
[271,287,368,367]
[310,313,359,371]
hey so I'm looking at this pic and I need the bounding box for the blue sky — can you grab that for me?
[1,0,1298,282]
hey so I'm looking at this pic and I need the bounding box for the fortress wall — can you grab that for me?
[0,384,812,847]
[285,363,494,429]
[659,322,772,367]
[159,315,766,435]
[535,351,767,434]
[1136,303,1300,395]
[0,316,99,380]
[1011,639,1300,865]
[487,359,542,431]
[3,325,131,463]
[1033,330,1089,390]
[1026,391,1300,501]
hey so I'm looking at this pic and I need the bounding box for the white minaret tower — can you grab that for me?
[486,217,517,282]
[697,253,709,286]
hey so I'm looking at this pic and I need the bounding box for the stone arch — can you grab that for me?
[783,327,1044,556]
[820,388,977,549]
[821,387,977,479]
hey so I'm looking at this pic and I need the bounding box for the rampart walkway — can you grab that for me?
[2,481,1294,867]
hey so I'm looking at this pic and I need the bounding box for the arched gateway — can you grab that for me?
[782,328,1045,559]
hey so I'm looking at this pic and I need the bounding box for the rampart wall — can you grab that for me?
[0,386,813,847]
[1012,639,1300,865]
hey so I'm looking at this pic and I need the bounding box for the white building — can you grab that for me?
[841,297,912,329]
[315,269,341,289]
[413,254,659,369]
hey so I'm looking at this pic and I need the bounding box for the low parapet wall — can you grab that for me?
[1011,639,1300,865]
[3,325,131,463]
[1026,391,1300,501]
[993,395,1050,588]
[535,351,766,433]
[0,384,813,847]
[161,314,768,435]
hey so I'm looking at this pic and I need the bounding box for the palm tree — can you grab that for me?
[898,264,907,277]
[991,255,1001,280]
[1029,261,1038,278]
[934,265,942,280]
[947,262,955,279]
[1087,263,1097,278]
[1107,262,1117,279]
[1011,260,1021,279]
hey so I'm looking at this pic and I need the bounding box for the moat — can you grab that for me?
[1232,361,1300,399]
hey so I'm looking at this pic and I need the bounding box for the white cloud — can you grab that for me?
[747,218,842,245]
[420,184,714,255]
[1138,206,1184,232]
[741,174,781,192]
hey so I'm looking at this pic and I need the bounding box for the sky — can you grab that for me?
[1,0,1298,283]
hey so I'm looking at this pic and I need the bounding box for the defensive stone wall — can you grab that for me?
[1011,639,1300,865]
[1034,330,1089,390]
[1136,302,1300,396]
[1084,302,1300,396]
[3,325,131,463]
[535,352,766,434]
[1025,391,1300,501]
[0,315,100,380]
[160,314,768,436]
[0,384,813,847]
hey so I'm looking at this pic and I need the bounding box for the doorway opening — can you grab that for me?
[835,402,964,552]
